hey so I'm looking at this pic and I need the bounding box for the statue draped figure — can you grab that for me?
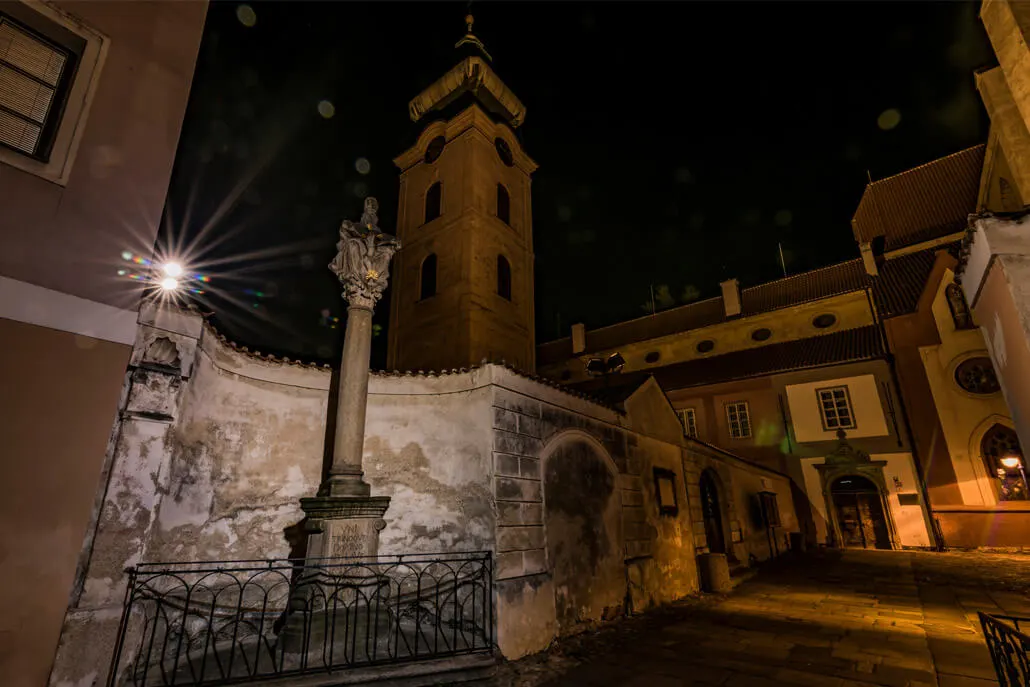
[328,197,402,310]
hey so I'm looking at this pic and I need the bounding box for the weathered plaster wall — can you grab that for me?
[364,370,497,554]
[146,331,331,563]
[59,308,804,680]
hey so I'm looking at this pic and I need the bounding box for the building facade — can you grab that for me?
[539,140,1029,550]
[0,1,207,685]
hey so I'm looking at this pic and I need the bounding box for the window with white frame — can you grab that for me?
[0,11,84,160]
[676,408,697,437]
[0,2,104,184]
[725,401,751,439]
[817,386,855,430]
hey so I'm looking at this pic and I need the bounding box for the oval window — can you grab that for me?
[560,369,572,381]
[751,328,772,342]
[644,351,661,364]
[955,357,1001,394]
[425,136,445,164]
[812,313,837,329]
[696,340,715,354]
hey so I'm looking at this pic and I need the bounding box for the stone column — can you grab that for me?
[300,197,401,559]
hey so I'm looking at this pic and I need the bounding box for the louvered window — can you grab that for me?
[0,13,76,160]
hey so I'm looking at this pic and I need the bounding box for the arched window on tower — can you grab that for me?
[981,423,1027,501]
[497,254,512,301]
[424,182,442,224]
[946,283,974,330]
[496,183,510,225]
[420,253,437,300]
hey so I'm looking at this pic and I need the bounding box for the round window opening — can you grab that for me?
[425,136,445,164]
[495,137,514,167]
[560,369,571,381]
[812,313,837,329]
[955,357,1001,395]
[751,328,772,342]
[644,351,661,364]
[696,340,715,354]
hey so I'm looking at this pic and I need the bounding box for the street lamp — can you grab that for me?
[999,454,1028,501]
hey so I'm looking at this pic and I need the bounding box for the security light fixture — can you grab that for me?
[163,262,184,278]
[160,277,179,291]
[585,352,625,377]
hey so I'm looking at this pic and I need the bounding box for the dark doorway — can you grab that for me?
[700,470,725,554]
[830,475,890,550]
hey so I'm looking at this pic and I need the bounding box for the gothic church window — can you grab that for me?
[424,182,441,224]
[945,283,974,330]
[981,424,1027,501]
[497,254,512,301]
[420,253,437,300]
[497,183,510,225]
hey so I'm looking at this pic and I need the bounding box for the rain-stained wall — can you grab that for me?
[57,306,802,684]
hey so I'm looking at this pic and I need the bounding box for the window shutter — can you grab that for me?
[0,17,69,156]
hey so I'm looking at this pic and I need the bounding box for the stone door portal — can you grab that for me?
[700,470,726,554]
[830,475,890,550]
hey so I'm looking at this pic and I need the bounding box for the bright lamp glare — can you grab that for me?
[1000,455,1022,469]
[163,262,183,277]
[160,277,179,291]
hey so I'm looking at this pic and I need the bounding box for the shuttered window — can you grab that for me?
[0,14,75,159]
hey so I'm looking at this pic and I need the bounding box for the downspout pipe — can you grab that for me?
[864,285,944,551]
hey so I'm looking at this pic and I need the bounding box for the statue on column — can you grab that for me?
[328,198,401,311]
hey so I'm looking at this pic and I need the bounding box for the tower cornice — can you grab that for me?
[407,56,526,129]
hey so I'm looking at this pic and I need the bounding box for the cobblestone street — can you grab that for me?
[489,550,1030,687]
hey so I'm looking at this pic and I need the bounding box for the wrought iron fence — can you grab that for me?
[108,552,493,686]
[979,612,1030,687]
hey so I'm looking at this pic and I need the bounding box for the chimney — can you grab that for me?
[859,242,879,276]
[571,323,586,355]
[720,279,741,317]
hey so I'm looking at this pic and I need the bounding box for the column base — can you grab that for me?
[299,495,391,559]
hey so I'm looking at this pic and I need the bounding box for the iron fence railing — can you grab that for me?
[108,552,493,686]
[979,612,1030,687]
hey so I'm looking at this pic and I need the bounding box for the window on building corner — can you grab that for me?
[424,182,441,224]
[817,386,855,431]
[0,12,82,161]
[419,253,437,300]
[497,183,510,225]
[497,254,511,300]
[725,401,751,439]
[677,408,697,438]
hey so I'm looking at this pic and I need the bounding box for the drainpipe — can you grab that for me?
[865,286,944,551]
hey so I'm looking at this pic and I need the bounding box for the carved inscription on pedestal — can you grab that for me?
[325,519,378,559]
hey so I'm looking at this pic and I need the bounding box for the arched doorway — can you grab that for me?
[542,436,622,633]
[830,475,890,549]
[700,470,726,554]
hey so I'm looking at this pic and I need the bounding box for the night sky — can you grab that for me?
[158,1,993,368]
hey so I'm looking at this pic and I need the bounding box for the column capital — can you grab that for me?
[328,197,402,310]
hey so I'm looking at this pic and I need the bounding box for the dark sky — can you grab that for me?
[159,1,993,368]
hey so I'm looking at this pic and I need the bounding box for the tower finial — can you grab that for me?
[455,4,491,61]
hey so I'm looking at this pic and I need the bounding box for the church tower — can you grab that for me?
[387,14,538,373]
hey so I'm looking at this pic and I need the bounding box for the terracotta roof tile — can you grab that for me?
[852,145,984,251]
[740,260,866,315]
[579,297,727,355]
[571,325,886,392]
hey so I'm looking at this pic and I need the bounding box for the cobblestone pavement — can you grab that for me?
[488,550,1030,687]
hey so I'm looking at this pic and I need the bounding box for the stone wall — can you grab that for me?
[57,307,802,684]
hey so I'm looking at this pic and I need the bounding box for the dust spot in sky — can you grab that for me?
[236,5,257,28]
[355,158,371,175]
[877,108,901,131]
[317,100,335,119]
[774,210,792,227]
